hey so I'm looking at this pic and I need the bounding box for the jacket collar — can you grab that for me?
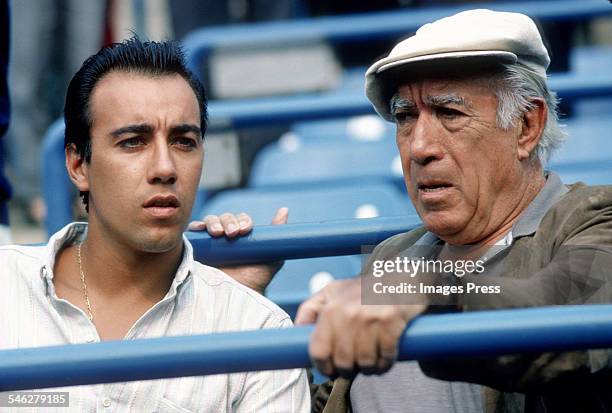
[512,170,568,238]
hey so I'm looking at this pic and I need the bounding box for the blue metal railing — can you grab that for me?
[2,305,612,391]
[190,216,420,266]
[205,72,612,130]
[182,0,612,82]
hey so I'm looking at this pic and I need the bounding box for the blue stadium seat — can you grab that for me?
[549,118,612,185]
[571,45,612,73]
[205,181,414,223]
[249,133,404,190]
[570,46,612,118]
[289,114,393,144]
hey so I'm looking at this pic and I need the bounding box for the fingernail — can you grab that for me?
[239,220,249,229]
[213,224,223,232]
[227,224,237,233]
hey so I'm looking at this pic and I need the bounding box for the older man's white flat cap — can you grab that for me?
[365,9,551,121]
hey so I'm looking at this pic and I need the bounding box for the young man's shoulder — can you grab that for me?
[189,260,293,329]
[0,243,46,276]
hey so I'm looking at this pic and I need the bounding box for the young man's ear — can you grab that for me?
[517,97,547,161]
[65,144,90,193]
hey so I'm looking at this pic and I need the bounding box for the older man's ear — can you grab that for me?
[517,98,547,161]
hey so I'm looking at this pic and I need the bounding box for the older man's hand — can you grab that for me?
[295,278,425,378]
[188,208,288,294]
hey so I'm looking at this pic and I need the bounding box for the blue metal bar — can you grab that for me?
[189,215,420,266]
[207,91,370,130]
[207,72,612,130]
[2,305,612,391]
[182,0,612,79]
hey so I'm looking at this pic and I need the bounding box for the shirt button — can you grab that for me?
[102,398,111,408]
[85,335,95,343]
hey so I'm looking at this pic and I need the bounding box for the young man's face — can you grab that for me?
[79,71,203,253]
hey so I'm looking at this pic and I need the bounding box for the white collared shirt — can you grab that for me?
[0,223,310,412]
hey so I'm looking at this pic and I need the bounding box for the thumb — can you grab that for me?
[271,207,288,225]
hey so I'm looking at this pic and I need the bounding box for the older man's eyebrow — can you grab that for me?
[390,93,416,115]
[169,124,202,139]
[110,123,153,137]
[425,94,467,107]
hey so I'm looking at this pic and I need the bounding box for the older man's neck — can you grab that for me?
[497,171,547,242]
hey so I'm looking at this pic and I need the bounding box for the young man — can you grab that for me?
[0,37,309,412]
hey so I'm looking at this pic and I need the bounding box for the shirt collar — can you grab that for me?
[41,222,88,292]
[170,233,194,297]
[41,222,194,299]
[512,170,568,238]
[414,171,568,246]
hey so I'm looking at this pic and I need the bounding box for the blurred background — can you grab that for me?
[3,0,612,255]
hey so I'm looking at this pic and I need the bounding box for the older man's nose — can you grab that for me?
[409,113,443,165]
[148,141,177,185]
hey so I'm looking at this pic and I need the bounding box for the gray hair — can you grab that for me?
[491,63,566,164]
[389,63,566,164]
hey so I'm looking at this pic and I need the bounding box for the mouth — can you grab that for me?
[417,181,453,193]
[143,195,181,219]
[415,179,456,205]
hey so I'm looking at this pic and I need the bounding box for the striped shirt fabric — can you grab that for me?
[0,223,310,412]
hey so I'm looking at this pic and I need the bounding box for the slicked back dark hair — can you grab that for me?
[64,36,207,211]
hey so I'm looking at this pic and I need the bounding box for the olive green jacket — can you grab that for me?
[313,182,612,413]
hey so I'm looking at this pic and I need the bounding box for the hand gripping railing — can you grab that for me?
[2,305,612,391]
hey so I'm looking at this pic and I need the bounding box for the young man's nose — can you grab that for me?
[147,139,177,185]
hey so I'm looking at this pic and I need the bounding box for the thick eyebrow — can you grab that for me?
[110,123,153,137]
[424,94,467,107]
[109,123,202,139]
[390,93,416,116]
[169,124,202,139]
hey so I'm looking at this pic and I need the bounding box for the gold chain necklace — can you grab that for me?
[77,243,94,322]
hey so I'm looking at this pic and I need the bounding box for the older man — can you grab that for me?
[291,9,612,413]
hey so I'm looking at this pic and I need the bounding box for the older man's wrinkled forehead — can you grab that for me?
[397,79,478,107]
[382,58,503,105]
[391,75,494,114]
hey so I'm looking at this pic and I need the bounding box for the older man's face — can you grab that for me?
[393,77,525,244]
